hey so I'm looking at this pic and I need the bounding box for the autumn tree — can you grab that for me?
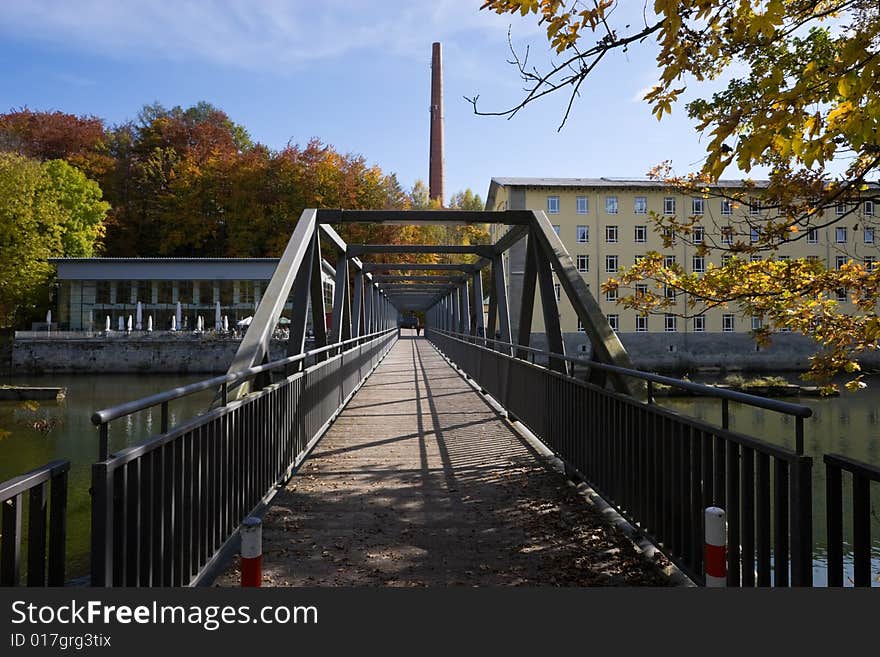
[476,0,880,389]
[0,153,108,326]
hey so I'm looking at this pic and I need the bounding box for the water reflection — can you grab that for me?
[0,373,213,579]
[662,375,880,586]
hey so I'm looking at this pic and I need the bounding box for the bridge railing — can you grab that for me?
[0,459,69,587]
[824,454,880,586]
[427,328,815,586]
[89,328,397,586]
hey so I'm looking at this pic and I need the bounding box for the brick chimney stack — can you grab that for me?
[429,42,445,206]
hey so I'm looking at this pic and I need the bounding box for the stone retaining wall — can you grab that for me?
[12,337,290,374]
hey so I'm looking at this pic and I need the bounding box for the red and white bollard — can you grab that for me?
[704,506,727,587]
[240,516,262,587]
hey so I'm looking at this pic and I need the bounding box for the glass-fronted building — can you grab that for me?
[50,258,336,331]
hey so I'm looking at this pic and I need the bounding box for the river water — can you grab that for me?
[1,371,878,585]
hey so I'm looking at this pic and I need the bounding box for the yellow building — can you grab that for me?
[486,177,879,371]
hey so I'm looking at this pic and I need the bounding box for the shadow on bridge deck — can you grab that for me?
[216,336,668,586]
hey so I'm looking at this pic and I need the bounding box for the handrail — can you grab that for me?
[428,328,813,419]
[824,453,880,481]
[91,328,395,426]
[0,459,70,502]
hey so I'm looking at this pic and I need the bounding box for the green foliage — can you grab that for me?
[0,153,64,326]
[43,159,109,257]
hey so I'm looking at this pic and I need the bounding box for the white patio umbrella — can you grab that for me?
[136,302,142,330]
[171,315,177,331]
[197,316,204,332]
[118,316,124,331]
[46,309,52,325]
[127,315,133,332]
[175,302,182,331]
[215,301,222,331]
[222,315,229,332]
[147,315,153,332]
[237,316,253,328]
[105,315,111,332]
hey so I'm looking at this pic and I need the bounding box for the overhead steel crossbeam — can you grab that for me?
[226,208,635,398]
[362,263,481,273]
[371,275,468,283]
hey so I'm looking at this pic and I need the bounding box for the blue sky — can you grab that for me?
[0,1,728,200]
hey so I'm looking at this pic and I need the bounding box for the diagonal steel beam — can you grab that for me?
[227,208,317,389]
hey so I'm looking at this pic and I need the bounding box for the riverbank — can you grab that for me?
[12,334,292,374]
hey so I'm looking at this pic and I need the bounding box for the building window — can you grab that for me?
[606,196,619,214]
[865,200,875,216]
[693,316,705,332]
[634,254,645,265]
[95,281,111,305]
[807,255,821,262]
[635,283,648,296]
[634,196,647,214]
[721,199,733,215]
[552,225,561,237]
[692,255,706,273]
[198,281,214,305]
[662,227,676,245]
[779,255,791,261]
[177,280,193,304]
[864,227,874,244]
[547,196,560,214]
[605,255,618,272]
[722,314,735,332]
[116,281,133,305]
[836,201,847,216]
[576,255,589,272]
[663,197,676,215]
[157,281,173,304]
[692,197,705,215]
[576,196,589,214]
[664,314,677,332]
[607,314,619,332]
[721,227,733,244]
[576,225,589,243]
[807,228,819,243]
[836,227,847,243]
[634,225,647,243]
[636,315,648,332]
[749,198,762,215]
[750,227,760,243]
[663,255,676,268]
[835,256,847,269]
[605,288,619,302]
[835,288,847,302]
[722,255,733,266]
[750,255,763,263]
[693,226,704,244]
[605,225,618,243]
[864,256,876,271]
[219,280,234,306]
[751,316,763,331]
[664,285,676,300]
[577,318,585,332]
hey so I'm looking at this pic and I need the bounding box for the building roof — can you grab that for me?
[489,176,769,189]
[50,257,337,281]
[48,257,279,263]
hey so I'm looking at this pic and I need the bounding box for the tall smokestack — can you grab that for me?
[429,42,445,206]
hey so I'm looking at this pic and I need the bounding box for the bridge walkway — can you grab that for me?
[218,334,667,586]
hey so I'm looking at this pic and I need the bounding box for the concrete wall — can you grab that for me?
[522,331,880,374]
[12,338,291,374]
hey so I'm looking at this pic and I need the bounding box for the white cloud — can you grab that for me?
[0,0,537,72]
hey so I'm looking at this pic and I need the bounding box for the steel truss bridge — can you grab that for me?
[2,210,878,588]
